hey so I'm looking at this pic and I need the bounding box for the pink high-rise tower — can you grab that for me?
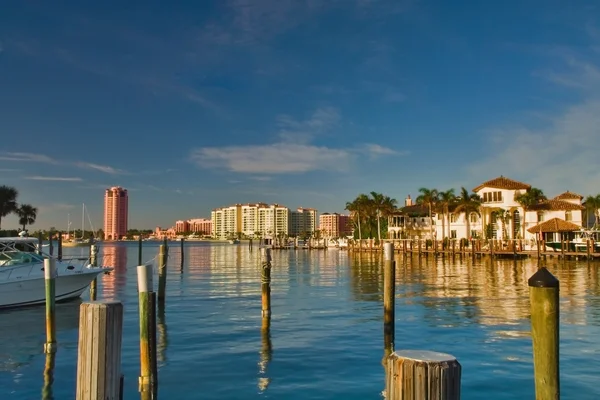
[104,186,128,240]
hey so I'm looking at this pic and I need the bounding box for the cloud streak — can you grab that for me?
[24,176,83,181]
[0,152,125,175]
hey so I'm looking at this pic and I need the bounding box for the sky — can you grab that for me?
[1,0,599,230]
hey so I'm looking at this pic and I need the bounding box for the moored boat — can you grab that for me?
[0,236,110,309]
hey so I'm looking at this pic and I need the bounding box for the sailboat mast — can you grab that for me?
[82,203,85,238]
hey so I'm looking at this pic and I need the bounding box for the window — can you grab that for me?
[537,212,544,222]
[565,211,572,222]
[450,230,457,239]
[470,213,478,223]
[450,214,457,223]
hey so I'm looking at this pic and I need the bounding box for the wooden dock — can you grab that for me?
[347,238,600,261]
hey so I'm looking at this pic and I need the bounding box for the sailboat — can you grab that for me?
[62,204,95,248]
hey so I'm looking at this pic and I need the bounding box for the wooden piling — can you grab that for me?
[44,258,57,354]
[57,233,63,261]
[137,264,156,400]
[89,244,98,300]
[38,232,43,255]
[49,230,54,256]
[528,267,560,399]
[249,238,253,252]
[75,301,124,400]
[158,244,167,304]
[180,238,185,268]
[42,350,56,400]
[386,350,461,400]
[261,248,272,318]
[138,236,143,266]
[383,242,395,341]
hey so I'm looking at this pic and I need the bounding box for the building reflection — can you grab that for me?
[101,244,128,301]
[348,252,595,330]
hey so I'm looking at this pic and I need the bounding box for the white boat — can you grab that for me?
[63,203,96,248]
[228,239,240,244]
[0,236,110,309]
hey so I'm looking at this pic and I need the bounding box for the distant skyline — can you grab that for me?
[1,1,600,230]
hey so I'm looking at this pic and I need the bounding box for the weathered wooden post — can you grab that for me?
[75,301,124,400]
[180,238,185,268]
[383,242,395,345]
[587,239,591,259]
[386,350,461,400]
[44,258,57,354]
[57,233,63,261]
[138,236,143,266]
[89,244,98,301]
[42,351,56,400]
[48,230,54,256]
[261,248,272,318]
[38,232,43,255]
[158,244,168,304]
[528,267,560,399]
[137,264,157,400]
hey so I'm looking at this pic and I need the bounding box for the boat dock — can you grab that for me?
[348,238,600,260]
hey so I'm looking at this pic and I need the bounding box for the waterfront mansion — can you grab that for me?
[387,176,587,242]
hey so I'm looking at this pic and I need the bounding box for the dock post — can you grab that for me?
[528,267,560,399]
[180,238,185,269]
[75,301,124,400]
[48,230,54,256]
[261,248,272,318]
[138,236,143,266]
[89,244,98,301]
[42,350,56,400]
[57,233,62,261]
[38,232,43,255]
[43,258,57,354]
[137,264,157,400]
[158,244,168,304]
[386,350,461,399]
[249,238,253,252]
[383,242,395,346]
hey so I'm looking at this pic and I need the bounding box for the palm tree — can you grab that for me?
[416,188,438,239]
[0,185,19,230]
[346,194,370,240]
[584,194,600,228]
[514,187,546,237]
[369,192,398,242]
[437,189,456,239]
[453,187,481,240]
[17,204,38,231]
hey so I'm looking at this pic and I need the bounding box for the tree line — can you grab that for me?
[0,185,38,232]
[345,187,600,241]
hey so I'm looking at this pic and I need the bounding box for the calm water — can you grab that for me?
[1,242,599,399]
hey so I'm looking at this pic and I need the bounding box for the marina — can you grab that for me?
[0,241,599,399]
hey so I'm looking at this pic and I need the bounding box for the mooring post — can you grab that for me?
[180,238,185,269]
[57,233,63,261]
[89,244,98,301]
[158,244,168,304]
[386,350,461,399]
[48,230,54,256]
[383,242,395,346]
[528,267,560,399]
[38,232,43,255]
[42,351,56,400]
[138,236,143,266]
[261,248,272,318]
[137,264,156,400]
[75,301,124,400]
[43,258,57,354]
[249,238,253,252]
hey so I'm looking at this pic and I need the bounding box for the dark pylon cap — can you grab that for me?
[528,267,559,288]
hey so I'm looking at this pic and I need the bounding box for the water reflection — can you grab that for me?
[157,304,168,365]
[101,244,128,300]
[258,316,272,392]
[0,300,80,375]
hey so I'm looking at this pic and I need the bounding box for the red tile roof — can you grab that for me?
[473,176,531,192]
[553,191,583,200]
[527,218,581,233]
[529,199,585,211]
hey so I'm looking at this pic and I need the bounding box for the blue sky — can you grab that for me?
[1,0,599,230]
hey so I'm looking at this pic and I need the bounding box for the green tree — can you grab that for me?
[16,204,38,231]
[453,187,481,240]
[0,185,19,230]
[346,194,370,240]
[369,191,397,242]
[514,187,546,237]
[437,189,456,239]
[584,194,600,228]
[416,188,438,239]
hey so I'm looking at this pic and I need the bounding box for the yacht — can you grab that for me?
[0,236,110,308]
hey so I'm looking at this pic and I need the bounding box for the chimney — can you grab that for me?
[405,195,413,207]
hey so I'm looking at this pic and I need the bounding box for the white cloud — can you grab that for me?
[277,107,340,143]
[361,143,404,157]
[24,176,83,181]
[0,152,56,163]
[75,162,124,174]
[191,143,352,174]
[468,28,600,196]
